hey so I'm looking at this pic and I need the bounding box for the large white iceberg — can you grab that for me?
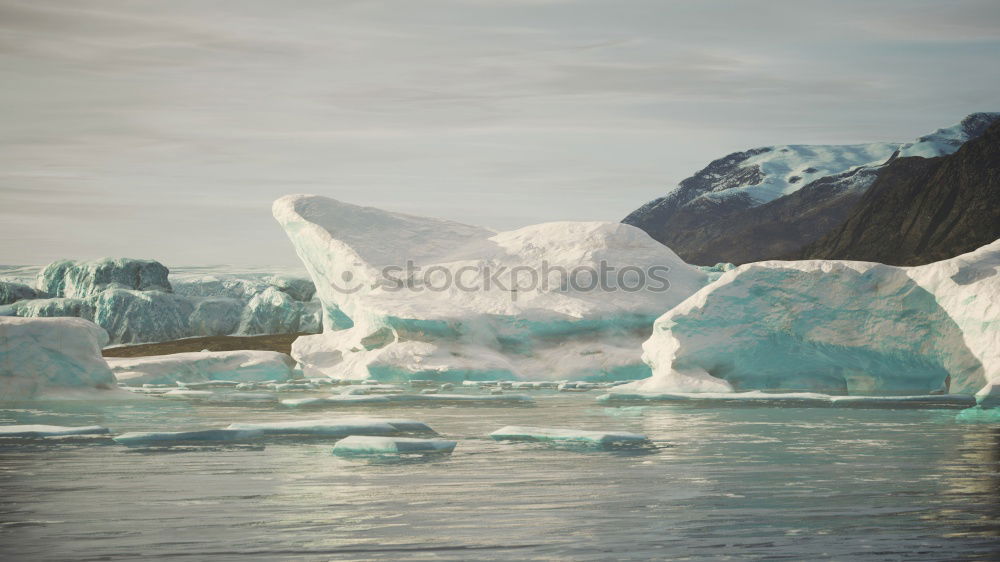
[273,194,708,382]
[0,317,117,399]
[624,240,1000,398]
[107,350,295,386]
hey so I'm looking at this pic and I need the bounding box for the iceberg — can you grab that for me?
[107,350,295,386]
[489,426,650,448]
[188,297,243,336]
[11,297,94,320]
[37,258,171,298]
[238,287,303,335]
[622,241,1000,399]
[13,263,321,344]
[91,289,194,344]
[273,194,708,382]
[331,435,457,456]
[226,417,435,436]
[0,425,110,438]
[0,281,41,305]
[0,317,117,399]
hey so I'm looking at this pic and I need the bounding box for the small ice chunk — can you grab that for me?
[226,417,435,436]
[281,395,392,407]
[332,435,457,456]
[490,425,650,448]
[955,407,1000,423]
[0,424,110,438]
[114,429,259,446]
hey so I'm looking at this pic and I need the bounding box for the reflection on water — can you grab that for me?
[0,395,997,560]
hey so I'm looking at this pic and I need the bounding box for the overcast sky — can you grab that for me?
[1,0,998,266]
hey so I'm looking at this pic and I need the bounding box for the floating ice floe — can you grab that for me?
[597,391,976,409]
[0,316,118,399]
[0,425,110,438]
[332,435,457,456]
[273,194,708,383]
[226,417,435,436]
[490,426,650,448]
[114,429,260,446]
[955,407,1000,423]
[107,350,295,386]
[622,240,1000,400]
[281,393,534,407]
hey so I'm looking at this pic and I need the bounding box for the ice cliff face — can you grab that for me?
[627,240,1000,397]
[37,258,171,298]
[273,194,709,382]
[0,317,117,399]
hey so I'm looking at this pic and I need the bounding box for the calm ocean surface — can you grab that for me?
[1,394,997,560]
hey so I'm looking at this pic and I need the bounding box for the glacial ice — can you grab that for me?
[108,350,296,385]
[11,297,94,320]
[92,289,193,344]
[331,435,457,456]
[12,262,321,344]
[37,258,171,298]
[0,425,110,438]
[0,317,117,399]
[238,287,303,335]
[489,426,651,447]
[188,298,243,336]
[0,281,40,305]
[621,241,1000,399]
[273,194,708,382]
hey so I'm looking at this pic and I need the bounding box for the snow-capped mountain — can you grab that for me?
[623,112,1000,265]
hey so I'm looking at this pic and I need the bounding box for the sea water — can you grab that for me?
[0,394,997,560]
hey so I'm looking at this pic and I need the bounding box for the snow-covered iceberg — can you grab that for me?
[107,350,295,386]
[0,317,117,399]
[623,240,1000,399]
[273,194,708,382]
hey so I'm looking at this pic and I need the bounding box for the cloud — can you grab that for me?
[0,0,998,265]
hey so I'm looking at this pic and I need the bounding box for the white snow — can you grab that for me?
[0,317,117,399]
[332,435,457,455]
[0,424,110,438]
[273,194,708,382]
[681,113,1000,209]
[619,241,1000,400]
[107,350,295,386]
[490,426,650,447]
